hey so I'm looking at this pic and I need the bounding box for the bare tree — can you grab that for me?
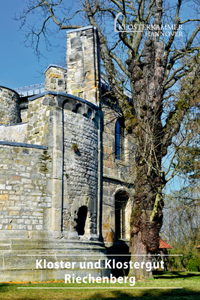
[17,0,200,278]
[162,188,200,246]
[161,186,200,271]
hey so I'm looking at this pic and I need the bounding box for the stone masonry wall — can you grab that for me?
[102,100,136,181]
[26,95,55,145]
[101,99,136,243]
[67,27,100,106]
[45,65,67,92]
[102,179,133,243]
[0,145,52,235]
[0,123,27,143]
[0,86,21,125]
[62,106,99,238]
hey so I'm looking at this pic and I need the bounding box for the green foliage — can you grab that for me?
[178,145,200,181]
[123,103,137,133]
[187,258,200,272]
[72,143,78,152]
[168,247,200,271]
[176,99,189,110]
[131,206,142,224]
[161,188,200,271]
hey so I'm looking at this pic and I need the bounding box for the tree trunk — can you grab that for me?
[86,0,168,279]
[127,36,166,279]
[129,231,154,279]
[129,162,164,279]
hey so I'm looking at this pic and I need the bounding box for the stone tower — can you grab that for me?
[0,25,136,282]
[67,26,100,105]
[45,65,67,92]
[0,86,21,125]
[0,26,107,282]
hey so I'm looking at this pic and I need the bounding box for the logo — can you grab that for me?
[114,12,183,37]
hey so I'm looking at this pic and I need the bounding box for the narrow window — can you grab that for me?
[87,108,92,119]
[115,191,129,240]
[75,206,88,235]
[115,119,125,160]
[72,103,82,113]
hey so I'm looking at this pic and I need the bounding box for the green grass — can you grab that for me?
[0,272,199,299]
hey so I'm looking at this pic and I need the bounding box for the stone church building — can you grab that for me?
[0,26,135,281]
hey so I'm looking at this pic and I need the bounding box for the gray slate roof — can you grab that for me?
[14,75,131,99]
[14,83,45,97]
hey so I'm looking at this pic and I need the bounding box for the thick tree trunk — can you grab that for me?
[129,163,164,279]
[127,27,166,279]
[129,231,154,279]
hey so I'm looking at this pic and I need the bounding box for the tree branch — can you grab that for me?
[110,52,130,76]
[162,63,200,151]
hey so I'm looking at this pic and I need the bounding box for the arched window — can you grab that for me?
[72,103,82,113]
[75,206,88,235]
[87,108,92,119]
[115,191,129,239]
[115,118,125,160]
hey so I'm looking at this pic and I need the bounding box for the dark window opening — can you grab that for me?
[87,108,92,119]
[72,103,82,113]
[75,206,88,235]
[115,191,129,240]
[115,118,125,160]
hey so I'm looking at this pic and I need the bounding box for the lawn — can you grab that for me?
[0,272,199,300]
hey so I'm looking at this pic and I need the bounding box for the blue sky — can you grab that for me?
[1,1,198,90]
[0,0,68,89]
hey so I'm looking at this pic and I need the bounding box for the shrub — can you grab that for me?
[187,258,200,272]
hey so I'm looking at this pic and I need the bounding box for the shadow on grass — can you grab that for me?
[153,271,200,279]
[0,283,11,289]
[106,240,130,277]
[88,289,200,300]
[0,286,200,300]
[1,289,199,300]
[0,271,200,300]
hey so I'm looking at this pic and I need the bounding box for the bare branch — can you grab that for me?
[110,52,130,76]
[181,18,200,24]
[163,64,200,151]
[164,0,182,55]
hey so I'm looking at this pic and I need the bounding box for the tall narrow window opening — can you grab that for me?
[115,191,129,240]
[75,206,88,235]
[115,118,125,160]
